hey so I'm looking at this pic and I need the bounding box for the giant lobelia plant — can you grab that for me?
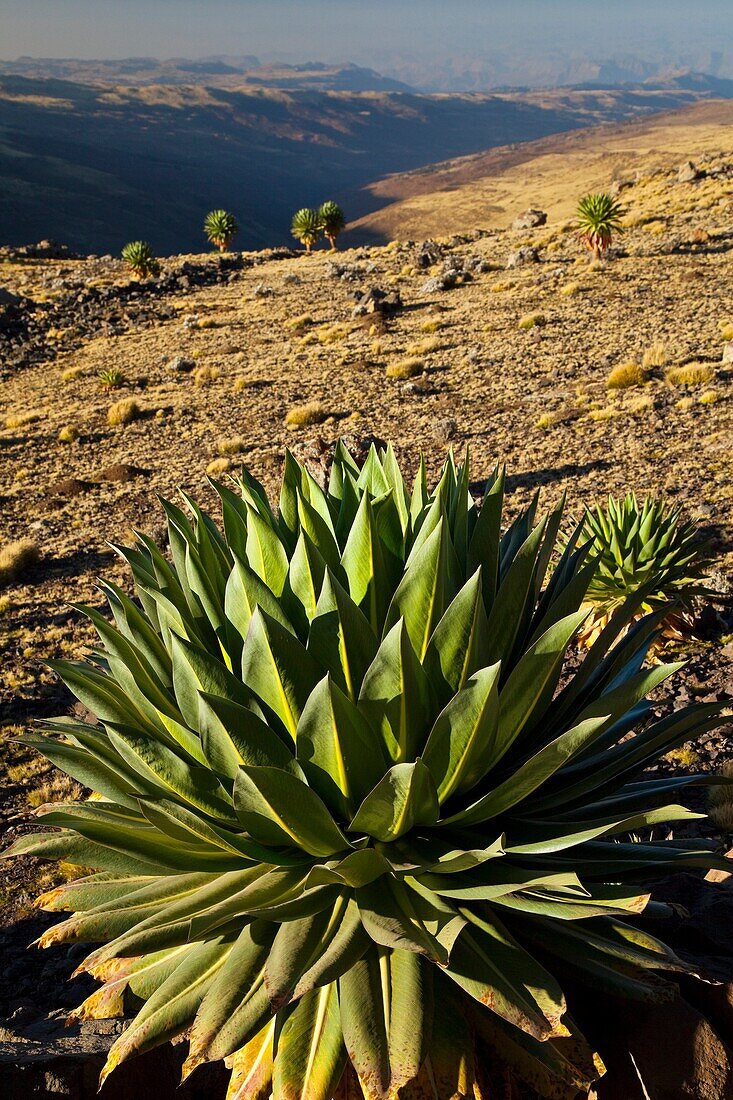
[6,443,729,1098]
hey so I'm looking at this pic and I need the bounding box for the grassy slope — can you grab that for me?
[350,99,733,241]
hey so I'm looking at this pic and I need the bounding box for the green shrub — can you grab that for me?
[10,445,728,1098]
[576,192,625,259]
[203,209,239,252]
[318,200,346,250]
[291,208,321,252]
[575,493,711,642]
[121,241,159,278]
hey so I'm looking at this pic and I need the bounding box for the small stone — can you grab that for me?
[506,246,540,268]
[167,355,195,373]
[722,343,733,364]
[512,208,547,230]
[433,417,459,442]
[677,160,701,183]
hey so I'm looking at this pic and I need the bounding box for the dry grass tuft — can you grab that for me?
[61,366,83,382]
[406,337,441,356]
[718,321,733,342]
[665,746,701,768]
[284,314,314,333]
[386,358,423,380]
[518,313,546,330]
[588,406,620,422]
[642,341,668,369]
[206,457,233,477]
[107,398,140,426]
[420,319,444,334]
[194,366,221,387]
[0,539,41,586]
[5,411,41,430]
[607,361,647,390]
[26,773,84,809]
[284,402,329,428]
[666,363,715,388]
[217,436,248,456]
[676,396,695,410]
[536,412,562,430]
[58,425,78,443]
[699,390,719,405]
[559,282,581,297]
[628,396,654,416]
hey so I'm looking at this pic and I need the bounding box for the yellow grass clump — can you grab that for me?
[194,366,220,387]
[666,363,715,388]
[588,406,620,422]
[284,402,329,428]
[62,366,83,382]
[284,314,314,333]
[5,411,41,430]
[607,361,647,390]
[642,341,668,369]
[206,457,232,477]
[107,398,140,426]
[406,337,441,356]
[676,397,695,411]
[518,313,546,330]
[536,412,561,430]
[628,396,654,416]
[386,358,423,380]
[0,539,40,586]
[58,425,79,443]
[420,319,444,334]
[699,390,719,405]
[559,282,581,297]
[718,321,733,341]
[233,376,250,393]
[217,436,248,456]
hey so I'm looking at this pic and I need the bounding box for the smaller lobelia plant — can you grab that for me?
[319,201,346,250]
[121,241,159,278]
[576,493,711,645]
[98,367,125,390]
[203,209,239,252]
[576,193,625,261]
[291,207,322,252]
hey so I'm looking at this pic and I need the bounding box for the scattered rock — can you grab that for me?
[432,417,459,442]
[413,240,444,268]
[678,160,702,183]
[512,208,547,230]
[351,287,402,317]
[166,355,195,373]
[282,272,301,285]
[252,283,274,299]
[506,246,540,268]
[723,343,733,365]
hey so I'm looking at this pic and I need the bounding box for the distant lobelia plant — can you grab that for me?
[121,240,159,278]
[319,200,346,250]
[576,192,625,260]
[203,209,239,253]
[7,445,729,1098]
[576,493,712,645]
[291,207,322,252]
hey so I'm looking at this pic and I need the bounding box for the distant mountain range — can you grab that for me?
[0,61,731,254]
[0,57,413,93]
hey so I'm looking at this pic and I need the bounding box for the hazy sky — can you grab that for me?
[1,1,732,76]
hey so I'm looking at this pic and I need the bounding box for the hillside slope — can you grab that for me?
[351,99,733,241]
[0,77,728,253]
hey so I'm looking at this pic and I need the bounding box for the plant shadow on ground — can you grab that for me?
[469,458,611,497]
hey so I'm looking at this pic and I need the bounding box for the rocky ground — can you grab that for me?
[0,148,732,1096]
